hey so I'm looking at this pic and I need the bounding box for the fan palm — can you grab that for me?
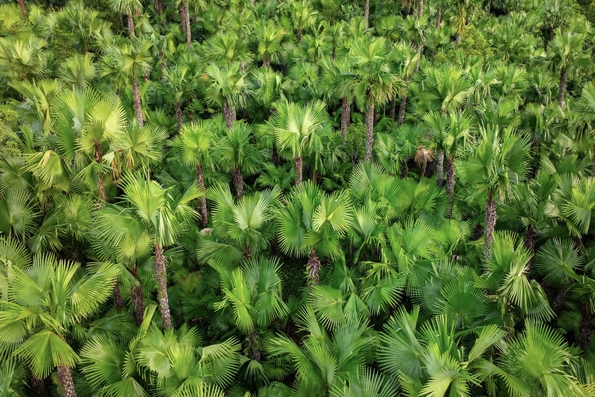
[109,0,142,38]
[205,62,248,129]
[120,172,200,329]
[270,100,329,185]
[0,36,47,80]
[0,255,120,397]
[252,20,285,67]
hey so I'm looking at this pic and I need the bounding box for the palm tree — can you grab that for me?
[290,0,318,42]
[0,255,120,397]
[205,62,248,129]
[350,38,406,161]
[546,29,588,108]
[120,173,200,329]
[176,121,215,226]
[214,121,262,198]
[109,0,142,38]
[460,127,531,260]
[271,100,329,185]
[277,182,353,285]
[0,36,47,80]
[252,20,285,67]
[161,65,195,132]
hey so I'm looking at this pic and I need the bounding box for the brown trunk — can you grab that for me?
[18,0,27,19]
[232,168,244,198]
[417,0,423,18]
[341,98,351,142]
[176,101,183,132]
[131,279,144,326]
[558,66,567,108]
[244,245,252,259]
[155,246,172,330]
[30,375,48,397]
[390,98,397,121]
[398,93,408,126]
[436,7,441,29]
[57,365,77,397]
[484,189,497,261]
[401,162,408,178]
[127,15,135,38]
[113,280,124,309]
[456,34,462,44]
[223,102,236,129]
[94,143,107,204]
[364,0,370,28]
[295,156,303,185]
[297,28,303,42]
[197,164,209,227]
[251,0,255,5]
[154,0,163,14]
[365,100,375,162]
[592,149,595,177]
[132,77,143,126]
[436,150,444,186]
[446,154,455,219]
[272,142,281,167]
[184,5,191,49]
[263,58,271,67]
[307,247,321,287]
[579,304,592,347]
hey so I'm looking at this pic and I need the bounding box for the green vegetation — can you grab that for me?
[2,0,595,396]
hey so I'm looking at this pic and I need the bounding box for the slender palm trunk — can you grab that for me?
[263,58,271,67]
[155,246,172,330]
[113,281,124,309]
[18,0,27,19]
[579,304,592,347]
[417,0,423,18]
[341,98,351,142]
[436,150,444,186]
[446,154,455,218]
[401,162,408,178]
[251,0,255,5]
[57,365,77,397]
[272,142,281,167]
[592,149,595,177]
[295,156,303,185]
[558,66,567,108]
[184,4,191,49]
[390,98,397,121]
[232,168,244,198]
[297,28,303,42]
[132,77,143,126]
[484,189,497,261]
[364,0,370,28]
[398,93,408,126]
[130,267,144,325]
[436,7,441,29]
[176,101,183,132]
[365,100,375,162]
[307,247,321,287]
[154,0,163,14]
[197,164,208,227]
[127,15,135,38]
[223,102,236,129]
[30,375,48,397]
[94,144,107,204]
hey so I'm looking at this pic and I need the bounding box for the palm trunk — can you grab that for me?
[113,281,124,309]
[365,100,375,162]
[94,145,107,204]
[307,247,321,287]
[558,66,567,108]
[197,164,208,227]
[18,0,27,19]
[364,0,370,28]
[436,7,441,29]
[417,0,423,18]
[251,0,255,5]
[176,101,183,132]
[57,365,77,397]
[592,149,595,177]
[223,102,236,129]
[436,150,444,186]
[398,93,408,126]
[341,98,351,142]
[295,155,303,185]
[132,76,143,126]
[127,15,135,38]
[297,28,303,42]
[401,162,408,178]
[446,154,455,218]
[390,98,397,121]
[155,246,172,330]
[579,304,592,347]
[263,58,270,67]
[484,189,497,261]
[232,168,244,198]
[184,5,191,49]
[30,375,48,397]
[131,280,144,326]
[272,142,281,166]
[154,0,163,14]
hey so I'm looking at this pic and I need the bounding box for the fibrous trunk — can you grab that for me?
[401,162,408,178]
[446,154,455,218]
[154,0,163,14]
[341,98,350,142]
[272,142,281,167]
[579,304,592,347]
[57,365,77,397]
[179,4,191,49]
[558,66,567,108]
[113,281,124,309]
[364,0,370,27]
[155,246,172,330]
[197,164,209,227]
[398,93,408,126]
[94,143,106,205]
[307,248,321,287]
[263,58,270,67]
[436,150,444,186]
[295,156,303,185]
[436,7,441,29]
[592,149,595,177]
[132,77,143,126]
[417,0,423,18]
[364,100,374,162]
[297,28,302,42]
[483,189,497,261]
[390,98,396,121]
[30,375,48,397]
[232,168,244,198]
[131,279,144,326]
[176,102,183,132]
[127,15,135,38]
[223,102,236,129]
[18,0,27,19]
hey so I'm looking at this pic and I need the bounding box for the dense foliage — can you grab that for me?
[1,0,595,396]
